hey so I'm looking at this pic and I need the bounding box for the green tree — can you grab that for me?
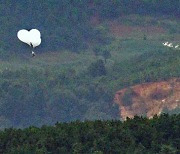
[88,60,106,77]
[102,49,111,63]
[159,144,178,154]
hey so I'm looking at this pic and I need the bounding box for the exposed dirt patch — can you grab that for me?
[114,78,180,120]
[109,22,135,37]
[109,21,166,37]
[136,26,165,34]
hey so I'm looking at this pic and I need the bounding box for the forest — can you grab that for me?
[0,114,179,153]
[0,0,180,129]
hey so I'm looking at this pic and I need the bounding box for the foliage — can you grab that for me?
[122,88,134,106]
[0,0,179,53]
[0,1,179,129]
[0,40,179,128]
[93,46,111,63]
[87,59,106,77]
[0,114,179,153]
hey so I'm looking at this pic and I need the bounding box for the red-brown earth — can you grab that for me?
[114,78,180,120]
[109,20,165,37]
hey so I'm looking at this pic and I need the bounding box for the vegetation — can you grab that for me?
[0,0,179,53]
[0,44,179,128]
[122,88,134,106]
[0,114,179,153]
[0,1,179,128]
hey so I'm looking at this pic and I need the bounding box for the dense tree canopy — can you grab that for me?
[0,114,179,153]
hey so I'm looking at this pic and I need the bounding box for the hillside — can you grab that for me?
[0,0,179,53]
[1,15,180,128]
[114,78,180,120]
[0,1,180,128]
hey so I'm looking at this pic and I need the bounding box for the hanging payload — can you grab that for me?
[17,29,41,57]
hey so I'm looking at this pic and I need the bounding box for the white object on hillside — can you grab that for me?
[167,43,173,48]
[162,42,180,50]
[162,42,168,46]
[175,45,179,49]
[162,99,166,103]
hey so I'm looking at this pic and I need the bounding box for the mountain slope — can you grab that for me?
[0,12,179,128]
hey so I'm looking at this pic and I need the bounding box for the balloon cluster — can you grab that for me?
[17,29,41,56]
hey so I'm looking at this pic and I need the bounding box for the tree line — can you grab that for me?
[0,114,179,153]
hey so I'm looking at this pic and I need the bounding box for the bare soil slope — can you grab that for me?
[114,78,180,120]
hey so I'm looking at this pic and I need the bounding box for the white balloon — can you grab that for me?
[30,29,41,38]
[30,37,41,48]
[17,29,41,48]
[17,29,31,46]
